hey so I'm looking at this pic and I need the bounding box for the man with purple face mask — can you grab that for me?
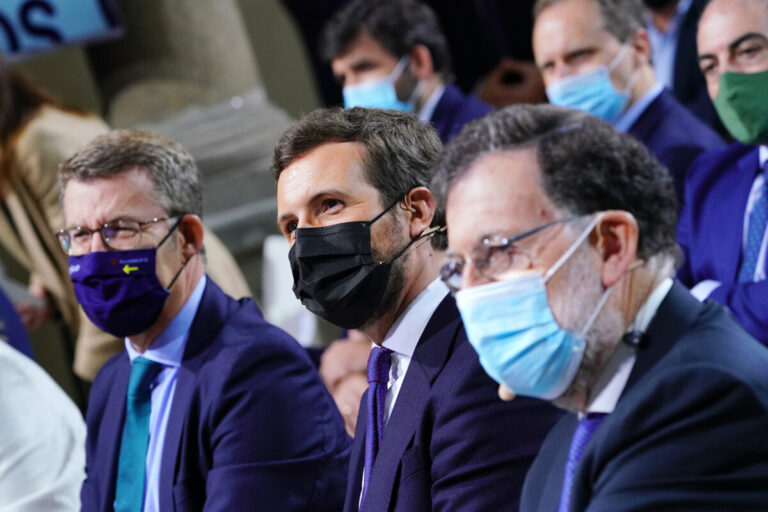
[60,130,350,512]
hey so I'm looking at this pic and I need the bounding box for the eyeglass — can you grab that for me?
[440,217,577,293]
[56,216,181,256]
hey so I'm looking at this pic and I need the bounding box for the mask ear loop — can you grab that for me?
[157,214,197,291]
[543,212,605,283]
[608,43,639,95]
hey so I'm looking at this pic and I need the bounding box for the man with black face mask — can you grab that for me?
[60,130,350,512]
[274,107,562,512]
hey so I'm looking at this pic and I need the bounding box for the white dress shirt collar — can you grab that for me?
[381,277,449,358]
[759,145,767,169]
[417,85,446,123]
[585,277,674,415]
[125,275,207,367]
[613,81,664,134]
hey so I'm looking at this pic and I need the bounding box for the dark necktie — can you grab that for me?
[361,346,392,505]
[114,356,164,512]
[738,164,768,282]
[558,413,607,512]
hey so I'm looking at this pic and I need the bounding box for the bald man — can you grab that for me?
[677,0,768,344]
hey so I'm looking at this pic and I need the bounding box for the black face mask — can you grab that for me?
[288,198,433,329]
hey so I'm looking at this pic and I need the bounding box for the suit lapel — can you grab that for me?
[158,279,230,511]
[361,295,460,509]
[343,390,368,512]
[622,281,703,397]
[100,356,130,510]
[704,148,760,281]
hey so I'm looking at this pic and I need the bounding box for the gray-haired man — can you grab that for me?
[432,104,768,510]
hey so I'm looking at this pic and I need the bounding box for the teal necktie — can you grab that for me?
[114,357,164,512]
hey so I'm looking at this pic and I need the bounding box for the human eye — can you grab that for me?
[735,40,767,64]
[71,227,91,240]
[320,198,344,215]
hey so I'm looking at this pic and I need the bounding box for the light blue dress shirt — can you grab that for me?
[646,0,694,89]
[613,82,664,133]
[124,275,207,512]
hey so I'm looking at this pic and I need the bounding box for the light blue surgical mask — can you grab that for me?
[546,45,636,123]
[455,214,611,400]
[343,57,418,111]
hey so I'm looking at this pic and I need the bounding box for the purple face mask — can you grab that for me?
[68,220,186,338]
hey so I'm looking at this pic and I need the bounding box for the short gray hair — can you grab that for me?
[534,0,645,43]
[431,104,679,263]
[59,129,203,218]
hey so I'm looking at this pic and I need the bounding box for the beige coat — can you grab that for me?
[0,106,252,380]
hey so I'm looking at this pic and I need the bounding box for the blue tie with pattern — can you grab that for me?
[361,346,392,506]
[114,357,164,512]
[738,165,768,282]
[558,413,607,512]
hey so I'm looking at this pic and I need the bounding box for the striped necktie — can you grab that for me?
[738,163,768,282]
[114,357,164,512]
[558,413,607,512]
[360,346,392,505]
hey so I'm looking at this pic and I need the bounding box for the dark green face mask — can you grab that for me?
[713,69,768,145]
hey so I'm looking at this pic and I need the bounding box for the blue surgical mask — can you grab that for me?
[546,46,635,123]
[343,57,416,111]
[455,214,611,400]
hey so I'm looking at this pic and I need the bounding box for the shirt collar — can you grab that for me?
[645,0,694,36]
[381,278,449,358]
[613,82,664,133]
[759,146,768,170]
[417,85,446,123]
[125,275,207,367]
[585,277,673,415]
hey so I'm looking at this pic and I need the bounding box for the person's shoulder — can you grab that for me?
[15,105,109,159]
[651,90,723,147]
[685,141,758,191]
[196,293,314,385]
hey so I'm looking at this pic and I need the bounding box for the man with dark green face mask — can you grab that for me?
[676,0,768,344]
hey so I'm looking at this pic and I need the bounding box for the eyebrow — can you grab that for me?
[699,32,768,62]
[276,189,350,225]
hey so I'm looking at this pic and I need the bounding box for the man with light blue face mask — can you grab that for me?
[533,0,723,207]
[431,104,768,510]
[321,0,492,143]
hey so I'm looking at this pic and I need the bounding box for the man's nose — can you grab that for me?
[88,230,109,253]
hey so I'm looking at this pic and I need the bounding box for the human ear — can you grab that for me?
[403,187,437,239]
[630,28,652,65]
[591,210,639,287]
[177,214,204,261]
[409,44,435,80]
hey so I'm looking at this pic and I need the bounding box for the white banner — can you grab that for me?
[0,0,120,59]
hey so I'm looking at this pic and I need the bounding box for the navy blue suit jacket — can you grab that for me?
[627,88,723,207]
[430,84,493,143]
[344,294,563,512]
[81,279,351,512]
[677,142,768,344]
[521,282,768,511]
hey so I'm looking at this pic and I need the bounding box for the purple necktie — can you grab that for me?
[558,413,607,512]
[361,346,392,505]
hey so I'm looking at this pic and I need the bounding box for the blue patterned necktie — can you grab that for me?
[558,413,607,512]
[738,165,768,282]
[361,346,392,505]
[114,357,164,512]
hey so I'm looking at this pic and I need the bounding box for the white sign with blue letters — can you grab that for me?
[0,0,120,59]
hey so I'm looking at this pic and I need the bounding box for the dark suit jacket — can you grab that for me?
[344,294,563,512]
[521,282,768,511]
[677,142,768,344]
[671,0,722,132]
[81,279,351,512]
[627,88,723,207]
[430,84,493,143]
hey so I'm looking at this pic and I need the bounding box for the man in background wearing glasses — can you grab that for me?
[432,103,768,510]
[59,130,350,512]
